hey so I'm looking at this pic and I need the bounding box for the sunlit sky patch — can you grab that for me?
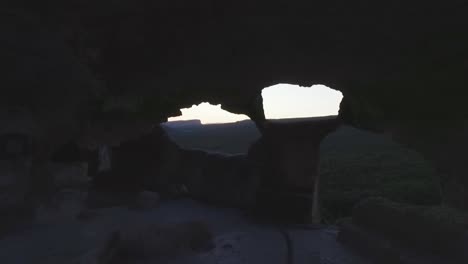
[167,84,343,124]
[168,103,249,124]
[262,84,343,119]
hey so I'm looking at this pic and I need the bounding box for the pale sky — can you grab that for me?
[168,103,250,124]
[262,84,343,119]
[167,84,343,124]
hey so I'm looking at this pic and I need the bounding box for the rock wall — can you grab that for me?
[177,149,259,208]
[5,1,466,122]
[91,125,181,194]
[87,126,260,208]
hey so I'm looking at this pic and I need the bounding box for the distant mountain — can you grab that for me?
[162,119,260,154]
[266,115,338,123]
[162,119,202,128]
[200,119,255,129]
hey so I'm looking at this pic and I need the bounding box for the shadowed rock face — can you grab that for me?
[249,117,340,223]
[1,1,468,208]
[178,149,259,208]
[255,118,341,190]
[91,125,181,194]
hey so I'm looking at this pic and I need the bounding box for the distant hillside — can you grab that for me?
[163,119,202,128]
[266,115,338,123]
[162,119,260,154]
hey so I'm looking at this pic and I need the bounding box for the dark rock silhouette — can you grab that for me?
[91,125,180,195]
[178,149,259,208]
[163,120,202,128]
[248,117,341,223]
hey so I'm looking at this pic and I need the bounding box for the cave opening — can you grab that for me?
[163,102,260,154]
[261,84,343,120]
[167,102,250,125]
[163,84,344,154]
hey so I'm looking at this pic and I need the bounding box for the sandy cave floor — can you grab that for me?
[0,199,371,264]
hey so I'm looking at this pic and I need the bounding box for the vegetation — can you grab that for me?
[163,120,441,222]
[319,126,441,221]
[351,197,466,253]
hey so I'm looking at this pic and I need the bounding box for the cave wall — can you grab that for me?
[1,1,467,209]
[6,0,466,124]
